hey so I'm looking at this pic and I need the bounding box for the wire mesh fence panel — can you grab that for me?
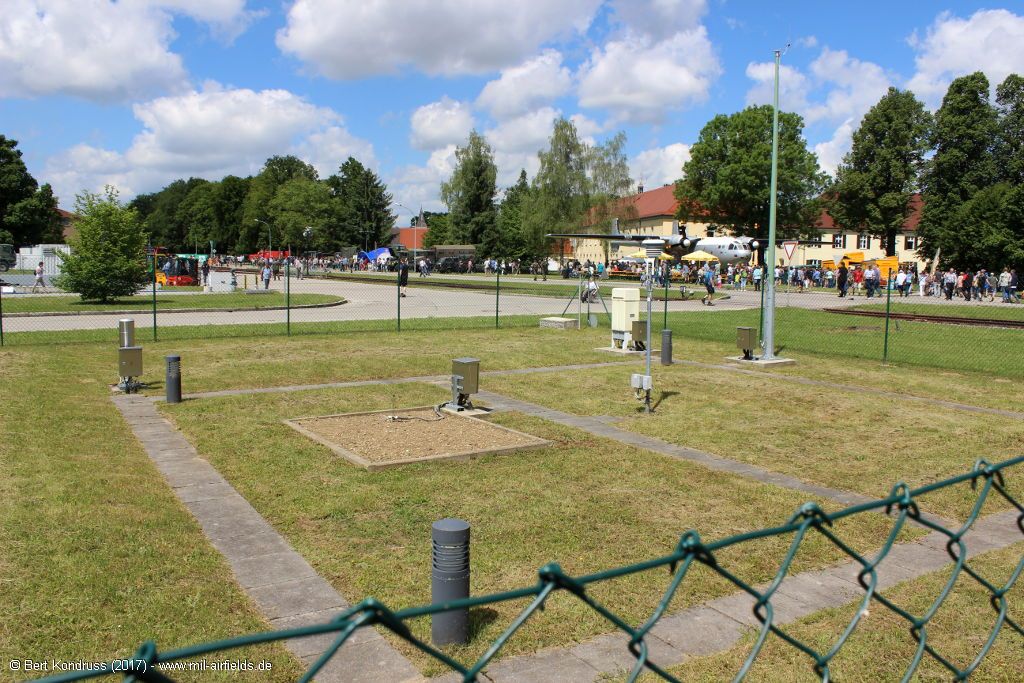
[30,457,1024,683]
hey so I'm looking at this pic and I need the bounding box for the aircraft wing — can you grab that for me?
[546,233,659,241]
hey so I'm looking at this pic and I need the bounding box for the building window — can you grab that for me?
[857,234,870,250]
[807,234,824,246]
[807,259,821,267]
[705,228,716,237]
[832,233,846,249]
[905,234,917,250]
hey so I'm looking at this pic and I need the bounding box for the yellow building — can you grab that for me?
[571,185,928,271]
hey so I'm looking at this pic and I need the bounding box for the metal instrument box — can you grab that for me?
[118,346,143,377]
[452,358,480,395]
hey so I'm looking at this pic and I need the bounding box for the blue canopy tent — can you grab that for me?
[357,247,393,263]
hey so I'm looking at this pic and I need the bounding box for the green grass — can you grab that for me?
[1,291,341,314]
[484,363,1024,521]
[2,320,1018,680]
[0,345,302,680]
[663,308,1024,379]
[657,542,1023,682]
[161,387,916,674]
[851,300,1024,321]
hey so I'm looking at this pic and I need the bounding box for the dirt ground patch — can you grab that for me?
[286,406,549,469]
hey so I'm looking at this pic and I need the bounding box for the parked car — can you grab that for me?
[0,244,15,272]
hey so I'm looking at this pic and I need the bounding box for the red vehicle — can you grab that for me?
[249,249,291,261]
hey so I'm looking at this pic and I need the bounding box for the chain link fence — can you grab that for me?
[1,264,1022,380]
[30,456,1024,683]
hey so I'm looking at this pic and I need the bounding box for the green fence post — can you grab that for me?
[286,258,291,336]
[759,275,765,339]
[151,254,158,342]
[495,268,500,329]
[396,265,401,332]
[0,279,5,347]
[883,268,893,364]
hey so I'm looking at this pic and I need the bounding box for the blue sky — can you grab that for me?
[2,1,1023,225]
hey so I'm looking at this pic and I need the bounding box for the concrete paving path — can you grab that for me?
[111,394,422,682]
[113,378,1022,682]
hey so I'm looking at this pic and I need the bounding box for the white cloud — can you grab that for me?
[485,107,559,154]
[804,49,892,124]
[389,145,458,215]
[796,35,818,49]
[630,143,690,187]
[907,9,1024,107]
[813,118,856,176]
[745,61,812,113]
[577,27,721,123]
[295,126,378,179]
[746,49,891,125]
[43,85,373,201]
[610,0,706,41]
[0,0,257,101]
[476,50,572,120]
[276,0,602,79]
[409,97,475,151]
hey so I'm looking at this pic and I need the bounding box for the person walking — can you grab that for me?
[836,263,848,298]
[1009,269,1019,303]
[701,264,716,306]
[31,261,46,292]
[999,267,1012,303]
[399,257,409,297]
[261,264,272,289]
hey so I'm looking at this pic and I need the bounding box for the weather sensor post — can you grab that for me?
[633,239,664,413]
[444,358,479,412]
[116,319,143,394]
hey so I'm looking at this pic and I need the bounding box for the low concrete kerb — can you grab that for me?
[3,299,346,317]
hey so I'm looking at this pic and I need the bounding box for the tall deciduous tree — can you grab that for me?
[917,72,999,268]
[441,131,497,246]
[995,74,1024,186]
[55,188,148,302]
[0,135,62,245]
[521,118,590,258]
[268,177,336,250]
[423,213,450,249]
[674,105,826,245]
[240,155,318,253]
[140,178,208,250]
[829,87,932,256]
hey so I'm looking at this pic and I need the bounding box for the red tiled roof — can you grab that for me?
[817,193,923,231]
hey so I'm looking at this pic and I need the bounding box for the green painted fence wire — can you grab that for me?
[34,456,1024,683]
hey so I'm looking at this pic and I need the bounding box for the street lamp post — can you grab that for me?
[762,47,783,362]
[395,203,418,260]
[254,218,272,254]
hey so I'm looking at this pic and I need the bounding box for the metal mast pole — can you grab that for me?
[762,48,782,360]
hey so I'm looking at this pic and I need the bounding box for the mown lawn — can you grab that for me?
[1,291,341,314]
[161,386,918,675]
[656,542,1023,682]
[852,300,1024,321]
[484,362,1024,521]
[0,345,302,681]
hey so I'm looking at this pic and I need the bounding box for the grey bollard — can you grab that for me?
[166,355,182,404]
[431,518,470,646]
[118,319,135,348]
[661,329,673,365]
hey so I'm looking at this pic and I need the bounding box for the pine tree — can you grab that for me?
[496,170,530,258]
[328,157,395,250]
[830,87,932,256]
[521,118,590,258]
[441,131,497,246]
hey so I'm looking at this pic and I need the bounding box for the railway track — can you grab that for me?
[823,307,1024,329]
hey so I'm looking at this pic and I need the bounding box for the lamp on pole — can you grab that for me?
[302,226,313,257]
[254,218,272,254]
[395,203,419,260]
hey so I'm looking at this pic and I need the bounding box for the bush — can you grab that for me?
[55,188,149,302]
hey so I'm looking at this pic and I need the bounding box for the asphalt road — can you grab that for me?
[1,274,1007,334]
